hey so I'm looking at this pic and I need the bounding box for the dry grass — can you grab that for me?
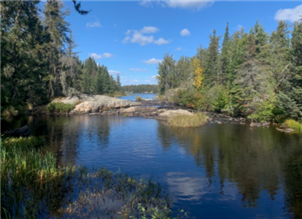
[135,96,143,101]
[168,112,207,127]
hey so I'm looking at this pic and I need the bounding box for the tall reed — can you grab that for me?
[168,112,207,127]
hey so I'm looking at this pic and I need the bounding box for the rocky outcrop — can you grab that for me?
[276,128,294,133]
[52,94,141,114]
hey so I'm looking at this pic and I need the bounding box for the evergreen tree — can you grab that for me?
[116,73,122,91]
[43,0,71,97]
[221,22,231,84]
[204,29,221,86]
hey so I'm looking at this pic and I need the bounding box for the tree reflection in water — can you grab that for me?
[157,122,302,215]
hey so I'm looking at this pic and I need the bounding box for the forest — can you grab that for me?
[1,1,122,116]
[122,84,158,93]
[157,20,302,123]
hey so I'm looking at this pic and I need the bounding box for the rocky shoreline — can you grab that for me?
[31,95,296,133]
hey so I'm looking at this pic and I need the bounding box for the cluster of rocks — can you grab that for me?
[88,107,194,121]
[32,94,301,134]
[204,112,247,125]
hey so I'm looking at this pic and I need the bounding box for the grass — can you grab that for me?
[136,96,143,102]
[283,119,302,134]
[1,136,186,219]
[47,102,75,113]
[168,112,207,127]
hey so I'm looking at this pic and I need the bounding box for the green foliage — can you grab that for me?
[276,92,301,120]
[213,88,229,111]
[248,97,275,122]
[168,113,207,127]
[283,119,302,134]
[123,84,158,93]
[171,89,196,108]
[47,102,75,113]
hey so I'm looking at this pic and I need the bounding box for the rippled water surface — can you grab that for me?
[3,115,302,218]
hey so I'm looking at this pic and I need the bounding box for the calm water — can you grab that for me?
[2,115,302,218]
[119,93,157,101]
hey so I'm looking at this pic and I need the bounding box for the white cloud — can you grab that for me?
[89,53,114,60]
[152,75,158,79]
[140,26,159,34]
[274,5,302,23]
[180,28,190,36]
[142,58,162,65]
[108,70,120,75]
[139,0,153,7]
[154,37,170,45]
[123,26,170,46]
[175,47,182,51]
[102,53,114,58]
[139,0,214,11]
[129,68,147,72]
[86,20,101,28]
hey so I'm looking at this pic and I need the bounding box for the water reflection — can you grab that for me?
[2,115,302,218]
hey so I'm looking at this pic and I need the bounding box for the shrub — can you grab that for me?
[284,119,302,134]
[168,112,207,127]
[248,96,275,122]
[47,102,75,113]
[136,96,143,101]
[123,113,129,117]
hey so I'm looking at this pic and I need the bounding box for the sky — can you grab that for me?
[56,1,301,86]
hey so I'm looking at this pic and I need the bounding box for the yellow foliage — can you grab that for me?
[192,58,204,90]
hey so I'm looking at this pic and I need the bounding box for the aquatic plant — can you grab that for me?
[284,119,302,134]
[168,112,207,127]
[47,102,75,113]
[1,137,187,218]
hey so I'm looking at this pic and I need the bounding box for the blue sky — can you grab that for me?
[58,1,301,85]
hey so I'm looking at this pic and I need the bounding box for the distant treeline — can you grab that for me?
[122,84,158,93]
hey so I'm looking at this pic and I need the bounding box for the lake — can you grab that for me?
[2,114,302,218]
[119,93,157,102]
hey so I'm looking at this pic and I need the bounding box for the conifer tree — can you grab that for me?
[204,29,221,86]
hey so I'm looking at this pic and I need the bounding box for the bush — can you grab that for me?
[136,96,143,101]
[47,102,75,113]
[248,96,275,122]
[168,112,207,127]
[284,119,302,134]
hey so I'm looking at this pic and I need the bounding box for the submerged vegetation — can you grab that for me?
[168,112,207,127]
[1,136,186,218]
[47,102,75,113]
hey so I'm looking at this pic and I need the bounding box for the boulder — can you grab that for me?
[9,125,31,137]
[158,109,193,117]
[53,94,141,113]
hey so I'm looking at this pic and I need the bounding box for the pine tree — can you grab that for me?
[204,29,221,86]
[116,73,121,91]
[221,22,230,84]
[43,0,71,97]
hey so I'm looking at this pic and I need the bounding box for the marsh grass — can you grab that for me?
[1,137,186,219]
[47,102,75,113]
[168,112,207,127]
[136,96,143,102]
[284,119,302,134]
